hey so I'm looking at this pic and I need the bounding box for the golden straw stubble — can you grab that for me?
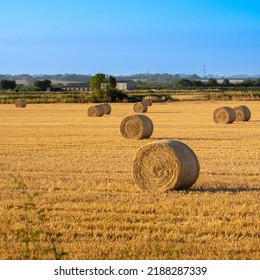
[133,102,148,113]
[87,105,104,117]
[233,105,251,121]
[213,106,235,124]
[120,114,153,139]
[132,140,200,192]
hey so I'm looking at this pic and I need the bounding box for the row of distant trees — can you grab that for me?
[174,78,260,88]
[0,79,51,91]
[2,76,260,92]
[136,78,260,90]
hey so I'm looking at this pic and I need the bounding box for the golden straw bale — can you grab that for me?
[233,105,251,121]
[120,114,153,140]
[100,103,112,115]
[143,98,153,106]
[213,106,235,124]
[132,140,200,191]
[133,102,148,113]
[87,105,104,117]
[241,105,251,121]
[15,99,26,108]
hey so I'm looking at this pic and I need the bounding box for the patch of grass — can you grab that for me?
[12,176,66,260]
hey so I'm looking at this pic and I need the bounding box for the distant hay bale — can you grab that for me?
[87,105,104,117]
[132,140,200,192]
[213,106,235,124]
[15,99,26,108]
[100,103,112,115]
[143,98,153,106]
[133,102,148,113]
[120,114,153,140]
[241,105,251,121]
[233,105,251,121]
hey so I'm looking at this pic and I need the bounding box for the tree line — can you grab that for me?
[2,76,260,92]
[0,79,52,91]
[136,78,260,90]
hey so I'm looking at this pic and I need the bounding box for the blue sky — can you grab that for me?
[1,0,260,76]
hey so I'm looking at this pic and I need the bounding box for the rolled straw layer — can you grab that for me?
[100,103,112,115]
[143,98,153,106]
[15,99,26,108]
[120,114,153,140]
[233,105,251,121]
[213,106,235,124]
[133,102,148,113]
[132,140,200,192]
[87,105,104,117]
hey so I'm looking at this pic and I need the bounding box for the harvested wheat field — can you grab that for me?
[0,101,259,260]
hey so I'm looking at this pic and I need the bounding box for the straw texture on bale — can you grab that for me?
[100,103,112,115]
[120,114,153,140]
[133,102,148,113]
[233,105,251,121]
[143,98,153,106]
[87,105,104,117]
[213,106,235,124]
[15,99,26,108]
[132,140,200,192]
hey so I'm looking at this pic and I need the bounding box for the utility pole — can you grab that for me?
[203,65,206,78]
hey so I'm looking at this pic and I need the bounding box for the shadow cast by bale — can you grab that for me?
[186,186,260,193]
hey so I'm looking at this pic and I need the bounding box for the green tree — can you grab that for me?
[90,73,105,92]
[105,75,118,102]
[34,79,52,91]
[206,78,218,87]
[192,80,204,87]
[175,79,193,88]
[221,79,231,87]
[90,73,105,100]
[107,75,117,89]
[239,79,255,87]
[255,78,260,86]
[0,79,17,90]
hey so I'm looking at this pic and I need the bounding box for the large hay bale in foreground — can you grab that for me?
[15,99,26,108]
[100,103,112,115]
[233,105,251,121]
[213,106,235,124]
[87,105,104,117]
[132,140,200,192]
[143,98,153,106]
[133,102,148,113]
[120,114,153,140]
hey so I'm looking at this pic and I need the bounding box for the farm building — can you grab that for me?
[61,83,91,91]
[116,80,136,90]
[102,80,136,91]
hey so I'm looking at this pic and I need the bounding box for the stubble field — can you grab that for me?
[0,101,259,259]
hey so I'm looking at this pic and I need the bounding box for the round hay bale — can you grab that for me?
[87,105,104,117]
[143,98,153,106]
[15,99,26,108]
[100,103,112,115]
[120,114,153,140]
[241,105,251,121]
[132,140,200,192]
[133,102,148,113]
[233,105,251,121]
[213,106,235,124]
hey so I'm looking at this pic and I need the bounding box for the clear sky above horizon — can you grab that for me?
[1,0,260,77]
